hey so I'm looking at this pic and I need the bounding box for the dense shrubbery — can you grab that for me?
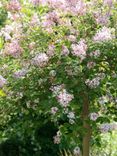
[0,0,117,156]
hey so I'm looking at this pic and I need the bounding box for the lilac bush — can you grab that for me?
[0,0,117,155]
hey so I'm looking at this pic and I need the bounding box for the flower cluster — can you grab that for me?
[100,123,111,133]
[53,130,61,144]
[57,89,74,107]
[51,107,58,115]
[51,85,74,107]
[30,14,40,27]
[47,44,55,57]
[85,73,105,88]
[87,61,96,69]
[32,53,49,67]
[93,27,115,42]
[50,84,64,95]
[67,111,75,124]
[98,96,109,105]
[85,77,100,88]
[7,0,21,12]
[90,50,100,58]
[4,40,23,58]
[0,75,7,88]
[71,39,87,60]
[61,45,69,56]
[90,112,99,121]
[66,0,86,15]
[30,0,40,5]
[14,69,28,79]
[73,146,80,156]
[42,11,60,28]
[99,123,117,133]
[103,0,113,7]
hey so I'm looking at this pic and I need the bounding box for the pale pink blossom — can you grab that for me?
[30,0,40,5]
[53,131,61,144]
[103,0,113,7]
[32,53,49,67]
[67,35,77,42]
[90,50,100,58]
[4,40,23,58]
[87,62,96,69]
[0,75,7,88]
[14,69,28,78]
[90,113,99,121]
[47,44,55,57]
[93,27,115,42]
[66,0,86,15]
[57,89,74,107]
[61,46,69,56]
[30,14,40,27]
[51,107,58,115]
[71,39,87,60]
[100,123,111,133]
[50,84,64,95]
[98,96,109,104]
[42,11,60,28]
[7,0,21,12]
[73,146,80,156]
[85,77,100,88]
[94,11,110,25]
[67,111,75,124]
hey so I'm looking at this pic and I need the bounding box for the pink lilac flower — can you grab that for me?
[71,39,87,60]
[7,0,21,12]
[67,112,75,119]
[61,45,69,56]
[66,0,86,15]
[90,113,99,121]
[51,107,58,115]
[32,53,49,67]
[98,96,109,104]
[42,11,60,28]
[0,24,13,41]
[90,50,100,58]
[73,146,80,156]
[30,0,40,5]
[47,0,65,10]
[67,35,77,42]
[85,73,105,88]
[50,84,64,95]
[14,69,28,78]
[57,89,74,107]
[8,12,21,21]
[93,27,115,42]
[94,11,110,26]
[103,0,113,7]
[100,123,111,133]
[5,40,23,58]
[53,131,61,144]
[47,44,55,57]
[85,77,100,88]
[0,75,7,88]
[87,61,96,69]
[67,111,75,124]
[30,14,40,27]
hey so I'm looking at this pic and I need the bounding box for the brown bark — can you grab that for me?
[82,93,91,156]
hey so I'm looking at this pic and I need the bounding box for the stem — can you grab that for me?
[82,93,91,156]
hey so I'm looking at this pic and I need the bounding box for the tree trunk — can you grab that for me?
[82,93,91,156]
